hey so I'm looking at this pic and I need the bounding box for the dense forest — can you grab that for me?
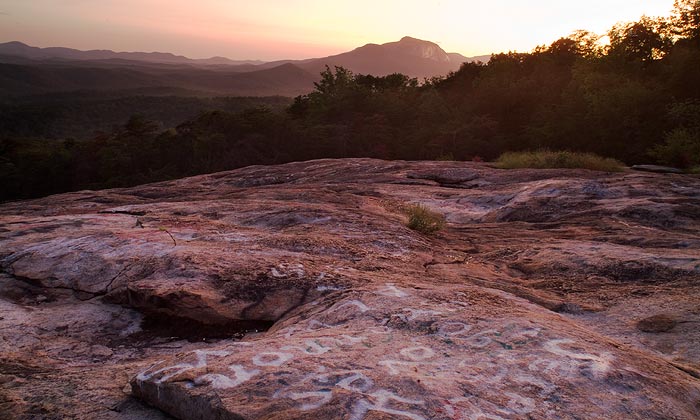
[2,1,699,201]
[0,92,291,139]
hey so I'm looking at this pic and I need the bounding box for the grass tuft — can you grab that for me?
[495,150,624,172]
[405,204,446,234]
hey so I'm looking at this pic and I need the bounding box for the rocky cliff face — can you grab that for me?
[384,37,453,62]
[1,159,699,419]
[301,37,467,78]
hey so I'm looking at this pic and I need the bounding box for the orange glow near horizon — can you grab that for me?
[0,0,676,60]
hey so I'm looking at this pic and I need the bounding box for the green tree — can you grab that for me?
[650,101,700,168]
[608,16,672,64]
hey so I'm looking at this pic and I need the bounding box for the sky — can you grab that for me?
[0,0,677,61]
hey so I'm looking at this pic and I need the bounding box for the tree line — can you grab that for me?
[1,0,699,201]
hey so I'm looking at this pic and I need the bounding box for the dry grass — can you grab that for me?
[405,204,446,234]
[495,150,625,172]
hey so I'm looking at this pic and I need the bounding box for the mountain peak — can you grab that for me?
[398,36,435,45]
[2,41,31,47]
[384,36,450,62]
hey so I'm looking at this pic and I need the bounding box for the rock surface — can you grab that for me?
[631,164,684,174]
[1,159,699,419]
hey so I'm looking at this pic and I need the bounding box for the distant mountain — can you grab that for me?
[0,61,316,97]
[0,41,265,66]
[450,52,490,64]
[0,38,490,75]
[0,38,491,97]
[259,37,489,78]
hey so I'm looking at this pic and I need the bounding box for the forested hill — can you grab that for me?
[0,36,476,97]
[2,2,699,201]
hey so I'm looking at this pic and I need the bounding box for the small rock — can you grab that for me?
[636,314,677,333]
[91,345,114,358]
[554,303,584,315]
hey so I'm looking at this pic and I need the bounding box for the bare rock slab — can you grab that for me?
[132,284,700,419]
[1,158,699,418]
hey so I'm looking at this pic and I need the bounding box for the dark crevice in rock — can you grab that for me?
[99,210,148,216]
[103,263,134,293]
[133,312,274,343]
[2,268,284,341]
[0,268,101,301]
[668,361,700,380]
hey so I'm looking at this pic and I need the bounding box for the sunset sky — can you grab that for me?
[0,0,677,61]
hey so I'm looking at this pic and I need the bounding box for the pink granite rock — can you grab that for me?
[1,159,699,419]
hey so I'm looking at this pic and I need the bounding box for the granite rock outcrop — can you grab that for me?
[1,159,699,419]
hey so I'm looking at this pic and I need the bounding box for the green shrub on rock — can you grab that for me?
[495,150,625,172]
[406,204,446,234]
